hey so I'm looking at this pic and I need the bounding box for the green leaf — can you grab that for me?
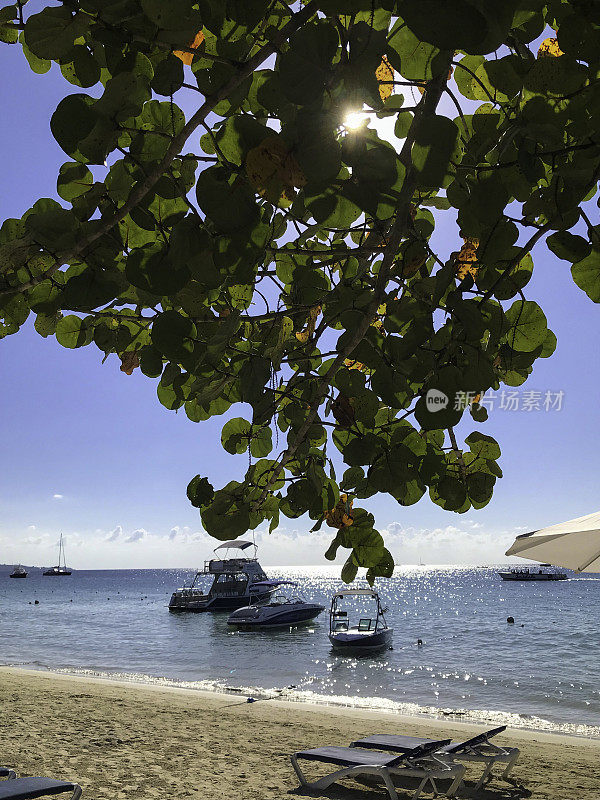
[60,46,101,88]
[126,244,190,296]
[24,6,88,60]
[341,557,358,584]
[279,20,338,105]
[465,431,501,461]
[547,231,591,263]
[387,18,449,81]
[195,166,259,233]
[57,162,94,202]
[221,417,252,455]
[19,34,51,73]
[572,248,600,303]
[412,115,458,189]
[187,475,214,508]
[151,310,197,362]
[429,476,468,512]
[139,344,163,377]
[55,314,93,348]
[398,1,514,54]
[504,300,548,352]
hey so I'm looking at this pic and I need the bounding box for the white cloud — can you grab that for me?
[105,525,122,542]
[52,494,64,500]
[379,519,516,565]
[125,528,147,543]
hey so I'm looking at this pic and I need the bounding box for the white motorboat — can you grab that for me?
[227,581,325,629]
[329,588,393,652]
[168,539,274,612]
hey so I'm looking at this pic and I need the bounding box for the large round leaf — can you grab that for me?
[504,300,548,352]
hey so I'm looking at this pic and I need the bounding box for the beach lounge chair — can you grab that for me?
[0,771,16,781]
[291,739,465,800]
[0,778,81,800]
[351,725,520,791]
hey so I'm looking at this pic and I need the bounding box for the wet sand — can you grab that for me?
[1,667,598,800]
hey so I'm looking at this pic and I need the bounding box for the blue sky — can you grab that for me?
[1,42,599,569]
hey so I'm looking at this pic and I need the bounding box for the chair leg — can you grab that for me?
[290,755,308,787]
[446,765,465,798]
[501,749,520,781]
[411,775,429,800]
[473,760,494,791]
[71,786,82,800]
[379,769,400,800]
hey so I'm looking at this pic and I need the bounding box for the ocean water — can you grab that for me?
[1,565,598,737]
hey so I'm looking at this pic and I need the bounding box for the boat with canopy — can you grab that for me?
[168,539,274,612]
[328,588,393,652]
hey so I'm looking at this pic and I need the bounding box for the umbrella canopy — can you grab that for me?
[505,510,600,572]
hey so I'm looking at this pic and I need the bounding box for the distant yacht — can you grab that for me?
[498,564,567,581]
[43,534,72,576]
[9,565,27,579]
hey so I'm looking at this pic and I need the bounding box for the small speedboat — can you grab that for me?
[329,588,393,653]
[9,565,27,579]
[227,581,325,629]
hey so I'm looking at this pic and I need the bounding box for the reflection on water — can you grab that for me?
[1,565,599,736]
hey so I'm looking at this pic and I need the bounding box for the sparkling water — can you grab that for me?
[1,565,598,736]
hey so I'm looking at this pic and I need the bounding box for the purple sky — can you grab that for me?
[1,43,598,569]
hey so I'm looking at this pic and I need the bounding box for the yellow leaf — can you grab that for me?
[375,56,394,101]
[174,30,205,66]
[538,37,564,59]
[246,136,306,207]
[325,493,354,529]
[343,358,367,372]
[294,304,321,342]
[455,239,479,281]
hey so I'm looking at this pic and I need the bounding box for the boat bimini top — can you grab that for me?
[332,588,380,599]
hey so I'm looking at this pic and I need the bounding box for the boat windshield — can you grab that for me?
[212,572,248,595]
[330,591,387,633]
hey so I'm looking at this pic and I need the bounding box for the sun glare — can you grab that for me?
[343,110,369,130]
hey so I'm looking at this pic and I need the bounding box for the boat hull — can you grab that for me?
[227,603,325,628]
[43,569,72,576]
[9,573,27,579]
[329,627,393,653]
[168,590,274,612]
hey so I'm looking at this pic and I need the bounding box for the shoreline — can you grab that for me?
[2,664,599,743]
[1,667,600,800]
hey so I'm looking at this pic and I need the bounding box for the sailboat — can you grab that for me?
[43,534,72,576]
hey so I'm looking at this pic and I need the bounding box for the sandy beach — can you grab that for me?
[0,667,598,800]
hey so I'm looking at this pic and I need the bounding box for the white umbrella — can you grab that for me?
[505,510,600,573]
